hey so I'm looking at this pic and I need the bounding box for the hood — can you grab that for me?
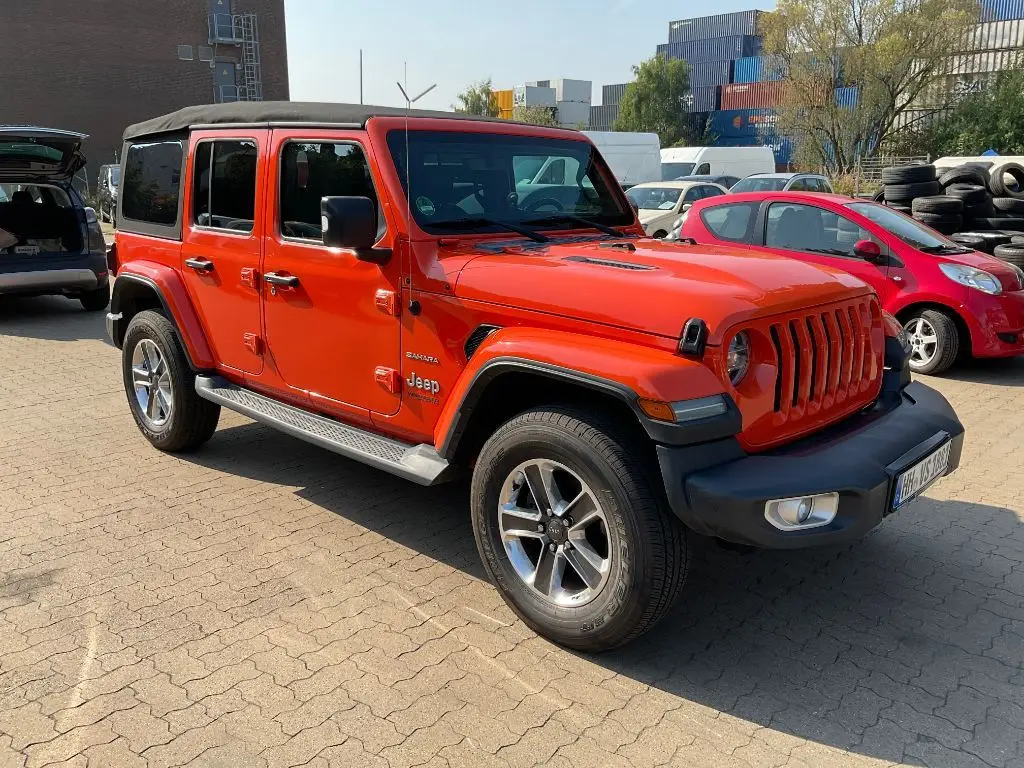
[638,209,676,225]
[0,127,88,182]
[453,237,872,345]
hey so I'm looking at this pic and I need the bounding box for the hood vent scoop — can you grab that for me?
[563,255,655,271]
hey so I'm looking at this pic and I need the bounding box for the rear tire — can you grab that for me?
[902,309,960,375]
[121,310,220,452]
[470,406,689,652]
[79,285,110,312]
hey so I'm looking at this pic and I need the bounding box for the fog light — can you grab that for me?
[764,493,839,531]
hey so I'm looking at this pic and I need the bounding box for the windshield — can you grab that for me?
[730,177,788,193]
[625,186,683,210]
[661,162,694,180]
[846,202,968,251]
[387,130,632,234]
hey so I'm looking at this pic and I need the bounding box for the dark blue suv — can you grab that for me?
[0,127,109,311]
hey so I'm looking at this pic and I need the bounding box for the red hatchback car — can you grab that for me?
[677,192,1024,374]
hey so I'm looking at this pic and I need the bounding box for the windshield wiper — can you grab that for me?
[429,217,549,243]
[920,244,971,255]
[523,214,626,238]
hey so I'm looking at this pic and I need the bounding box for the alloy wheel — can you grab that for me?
[131,339,173,427]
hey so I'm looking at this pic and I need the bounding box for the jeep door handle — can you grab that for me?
[185,258,215,273]
[264,272,299,288]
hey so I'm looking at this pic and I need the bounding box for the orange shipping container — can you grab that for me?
[495,89,514,115]
[721,81,784,110]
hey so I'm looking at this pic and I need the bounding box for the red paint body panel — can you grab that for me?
[720,81,784,110]
[682,192,1024,359]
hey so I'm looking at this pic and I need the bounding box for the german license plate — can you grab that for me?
[893,441,952,509]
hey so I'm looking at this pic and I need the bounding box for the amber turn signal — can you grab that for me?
[637,398,676,422]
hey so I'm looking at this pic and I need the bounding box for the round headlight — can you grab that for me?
[728,332,751,386]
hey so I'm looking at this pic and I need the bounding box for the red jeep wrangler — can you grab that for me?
[107,103,964,651]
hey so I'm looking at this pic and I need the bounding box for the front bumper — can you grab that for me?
[965,289,1024,358]
[659,381,964,549]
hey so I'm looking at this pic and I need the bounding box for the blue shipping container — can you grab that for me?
[835,86,858,109]
[689,60,733,87]
[732,56,785,84]
[979,0,1024,20]
[684,86,720,113]
[662,35,762,65]
[668,10,761,43]
[710,109,779,138]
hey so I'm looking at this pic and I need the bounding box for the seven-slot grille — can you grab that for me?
[766,297,882,428]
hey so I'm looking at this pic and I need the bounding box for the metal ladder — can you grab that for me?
[236,13,263,102]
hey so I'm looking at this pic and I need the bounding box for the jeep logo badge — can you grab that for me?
[406,372,440,395]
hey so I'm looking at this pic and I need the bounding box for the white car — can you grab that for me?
[625,180,729,238]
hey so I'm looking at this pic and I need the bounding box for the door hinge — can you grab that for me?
[243,333,262,355]
[375,367,401,394]
[375,289,400,317]
[241,267,258,289]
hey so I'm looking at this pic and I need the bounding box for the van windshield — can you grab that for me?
[386,130,633,235]
[661,162,694,180]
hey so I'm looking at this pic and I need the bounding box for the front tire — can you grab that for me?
[903,309,960,375]
[121,310,220,452]
[470,406,689,652]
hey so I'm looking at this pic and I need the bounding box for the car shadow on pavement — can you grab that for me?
[942,355,1024,386]
[0,296,109,343]
[184,421,1022,765]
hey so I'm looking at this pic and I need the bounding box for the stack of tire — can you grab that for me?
[878,161,1024,245]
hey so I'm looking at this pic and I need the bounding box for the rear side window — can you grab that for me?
[193,140,258,233]
[122,141,184,227]
[700,202,758,242]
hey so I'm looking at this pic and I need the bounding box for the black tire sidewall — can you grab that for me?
[471,416,660,649]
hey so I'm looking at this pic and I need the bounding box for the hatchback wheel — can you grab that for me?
[470,406,690,652]
[903,310,959,375]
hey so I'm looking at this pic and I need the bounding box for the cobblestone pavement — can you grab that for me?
[1,296,1022,768]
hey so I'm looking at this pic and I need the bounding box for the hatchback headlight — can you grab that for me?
[728,332,751,385]
[939,263,1002,295]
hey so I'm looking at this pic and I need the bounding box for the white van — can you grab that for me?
[660,146,775,182]
[933,154,1024,172]
[582,131,662,187]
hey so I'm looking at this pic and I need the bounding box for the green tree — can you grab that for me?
[613,56,694,146]
[511,105,558,127]
[893,67,1024,156]
[761,0,976,173]
[454,78,499,117]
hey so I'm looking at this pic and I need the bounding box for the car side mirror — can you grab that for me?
[321,196,381,259]
[855,239,883,262]
[681,203,692,212]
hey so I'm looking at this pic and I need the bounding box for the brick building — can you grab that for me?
[0,0,289,186]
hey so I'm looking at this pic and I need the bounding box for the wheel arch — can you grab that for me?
[110,265,215,370]
[894,301,973,356]
[435,327,740,464]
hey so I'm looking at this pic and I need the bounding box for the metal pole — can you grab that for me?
[359,50,363,104]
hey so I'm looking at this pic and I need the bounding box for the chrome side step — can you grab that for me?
[195,375,451,486]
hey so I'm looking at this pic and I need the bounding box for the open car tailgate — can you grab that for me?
[0,127,88,181]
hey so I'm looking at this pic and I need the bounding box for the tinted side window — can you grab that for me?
[695,163,711,174]
[280,142,379,241]
[122,141,183,226]
[788,178,809,191]
[683,186,704,203]
[701,202,758,242]
[700,185,726,199]
[193,140,257,233]
[765,203,872,257]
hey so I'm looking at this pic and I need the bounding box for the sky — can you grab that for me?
[284,0,776,111]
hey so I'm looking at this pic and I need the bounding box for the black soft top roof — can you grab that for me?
[123,101,513,141]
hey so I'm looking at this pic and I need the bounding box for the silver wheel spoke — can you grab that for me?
[567,497,600,531]
[532,547,566,596]
[523,462,558,516]
[564,545,604,590]
[146,388,160,419]
[920,334,937,345]
[132,340,174,427]
[132,365,151,390]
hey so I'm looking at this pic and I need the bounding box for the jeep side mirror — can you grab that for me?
[854,239,883,262]
[321,196,378,253]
